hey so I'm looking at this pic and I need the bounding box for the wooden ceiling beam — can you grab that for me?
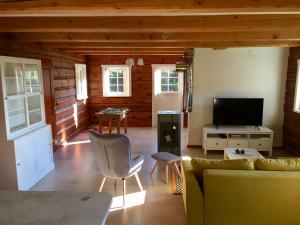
[0,0,300,16]
[1,15,300,32]
[42,41,300,49]
[8,31,300,42]
[60,48,187,53]
[76,52,185,56]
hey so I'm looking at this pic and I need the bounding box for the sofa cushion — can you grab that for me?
[191,158,254,187]
[255,158,300,171]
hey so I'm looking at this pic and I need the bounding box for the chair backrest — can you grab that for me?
[89,131,131,178]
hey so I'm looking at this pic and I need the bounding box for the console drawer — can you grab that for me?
[228,140,249,148]
[249,139,272,150]
[206,139,227,150]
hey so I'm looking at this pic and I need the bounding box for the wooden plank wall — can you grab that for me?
[283,47,300,155]
[45,58,89,147]
[87,55,184,127]
[0,42,88,149]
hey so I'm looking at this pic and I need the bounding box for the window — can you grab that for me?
[75,64,88,100]
[161,69,179,92]
[294,60,300,113]
[152,64,181,94]
[102,65,131,97]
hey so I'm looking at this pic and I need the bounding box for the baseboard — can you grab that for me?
[187,145,202,149]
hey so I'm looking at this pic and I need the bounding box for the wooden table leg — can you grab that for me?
[108,119,112,134]
[117,118,121,134]
[98,117,103,134]
[124,117,128,133]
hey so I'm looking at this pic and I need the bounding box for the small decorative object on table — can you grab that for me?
[96,108,129,134]
[224,148,264,160]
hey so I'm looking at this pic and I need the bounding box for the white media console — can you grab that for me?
[203,126,273,156]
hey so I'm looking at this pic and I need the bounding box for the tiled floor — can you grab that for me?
[31,127,290,225]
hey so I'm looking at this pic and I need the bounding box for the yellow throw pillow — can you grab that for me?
[255,158,300,171]
[191,158,254,187]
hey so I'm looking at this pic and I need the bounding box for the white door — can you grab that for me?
[34,126,53,176]
[152,65,184,127]
[14,132,38,190]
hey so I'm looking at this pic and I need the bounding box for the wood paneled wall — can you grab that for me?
[283,47,300,155]
[0,42,88,149]
[87,55,184,127]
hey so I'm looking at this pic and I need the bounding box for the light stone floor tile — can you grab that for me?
[31,127,289,225]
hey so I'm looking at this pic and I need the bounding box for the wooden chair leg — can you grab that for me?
[122,178,126,207]
[165,164,169,184]
[99,176,106,192]
[150,162,157,175]
[134,173,144,191]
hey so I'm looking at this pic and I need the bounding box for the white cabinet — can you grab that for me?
[203,126,273,156]
[14,125,54,190]
[0,56,45,140]
[0,56,54,191]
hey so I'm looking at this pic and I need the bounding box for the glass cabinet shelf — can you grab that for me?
[0,56,45,140]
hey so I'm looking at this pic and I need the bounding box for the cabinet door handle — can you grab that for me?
[17,163,21,166]
[259,144,262,146]
[237,144,240,146]
[216,143,219,145]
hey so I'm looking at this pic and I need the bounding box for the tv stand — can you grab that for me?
[203,126,273,156]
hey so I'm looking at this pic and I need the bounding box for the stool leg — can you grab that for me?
[174,161,182,180]
[150,162,157,175]
[165,164,169,184]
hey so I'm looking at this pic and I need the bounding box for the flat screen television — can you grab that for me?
[213,98,264,127]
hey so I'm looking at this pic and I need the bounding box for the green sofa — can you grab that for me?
[182,159,300,225]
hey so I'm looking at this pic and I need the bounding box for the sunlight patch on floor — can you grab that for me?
[63,140,91,146]
[110,191,146,211]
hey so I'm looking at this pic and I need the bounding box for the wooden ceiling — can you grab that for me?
[1,0,300,57]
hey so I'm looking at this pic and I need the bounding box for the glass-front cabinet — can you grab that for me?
[0,56,45,140]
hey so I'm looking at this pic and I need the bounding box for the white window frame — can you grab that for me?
[102,65,131,97]
[152,64,180,95]
[294,59,300,113]
[75,64,88,100]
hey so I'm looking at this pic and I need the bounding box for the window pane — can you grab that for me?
[24,64,40,93]
[118,78,124,85]
[170,73,178,78]
[169,85,179,91]
[118,85,124,92]
[117,71,124,77]
[4,62,24,96]
[161,85,168,91]
[169,78,178,85]
[161,78,168,85]
[109,78,117,84]
[7,98,27,133]
[110,85,117,92]
[161,70,169,77]
[109,70,118,77]
[29,110,42,125]
[27,95,41,111]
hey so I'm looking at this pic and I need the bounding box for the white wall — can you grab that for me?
[188,47,289,147]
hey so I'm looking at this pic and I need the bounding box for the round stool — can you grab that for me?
[150,152,181,184]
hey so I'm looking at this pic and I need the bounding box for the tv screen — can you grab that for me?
[213,98,264,126]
